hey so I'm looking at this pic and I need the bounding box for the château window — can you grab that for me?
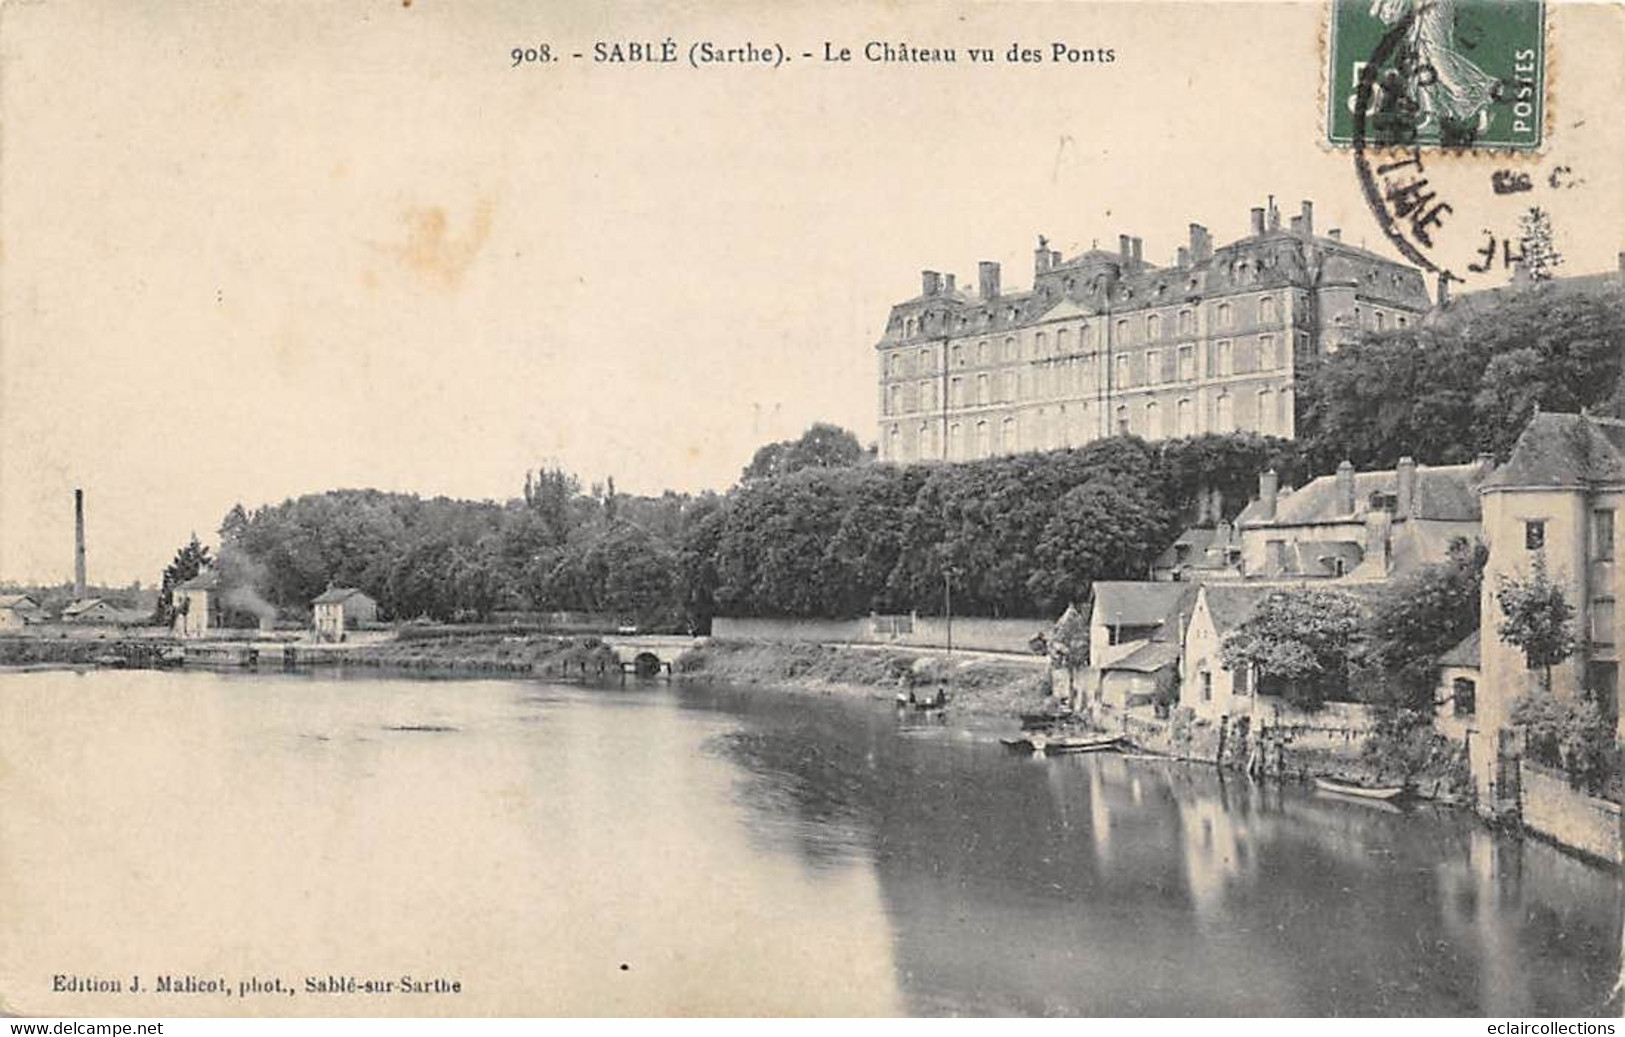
[1215,393,1234,431]
[1217,303,1232,328]
[1259,335,1276,370]
[1178,310,1194,335]
[1178,344,1196,381]
[950,376,964,407]
[1115,353,1130,387]
[1116,405,1131,436]
[1004,337,1017,362]
[976,373,989,405]
[1116,318,1130,343]
[978,340,991,365]
[1002,416,1019,453]
[1004,371,1018,403]
[1178,398,1194,436]
[889,385,903,414]
[1257,389,1274,433]
[975,420,991,459]
[949,422,964,459]
[1081,324,1094,349]
[1036,331,1048,357]
[1057,327,1071,354]
[1216,340,1233,376]
[1145,349,1160,385]
[1525,520,1546,551]
[1147,314,1161,340]
[1260,295,1277,323]
[920,380,936,411]
[952,344,965,367]
[1375,311,1387,332]
[1146,401,1162,439]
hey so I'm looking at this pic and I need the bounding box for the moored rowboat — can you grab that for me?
[1313,777,1408,801]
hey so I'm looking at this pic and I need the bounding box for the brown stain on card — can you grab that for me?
[386,200,495,291]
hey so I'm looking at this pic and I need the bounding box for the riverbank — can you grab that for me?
[673,639,1053,718]
[296,631,622,676]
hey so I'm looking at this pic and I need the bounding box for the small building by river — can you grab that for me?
[312,587,377,642]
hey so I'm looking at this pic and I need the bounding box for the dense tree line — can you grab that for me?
[1296,279,1624,471]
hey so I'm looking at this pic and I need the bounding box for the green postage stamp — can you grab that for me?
[1326,0,1546,150]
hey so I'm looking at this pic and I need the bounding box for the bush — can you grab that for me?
[1360,708,1469,790]
[1511,691,1620,795]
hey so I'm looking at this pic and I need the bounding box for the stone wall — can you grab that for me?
[710,615,1050,654]
[1520,760,1623,865]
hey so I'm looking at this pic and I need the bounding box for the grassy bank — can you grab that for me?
[306,632,620,676]
[674,639,1053,717]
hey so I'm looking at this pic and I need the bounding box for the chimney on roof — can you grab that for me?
[1035,237,1052,276]
[1119,234,1133,262]
[1396,456,1417,517]
[943,273,956,295]
[1189,223,1212,262]
[1300,200,1314,239]
[73,488,86,600]
[1336,460,1357,515]
[1051,249,1062,269]
[1250,207,1266,237]
[1177,245,1190,268]
[1132,237,1143,267]
[1477,451,1498,477]
[1436,271,1451,307]
[921,270,941,296]
[978,260,1001,299]
[1289,215,1304,235]
[1328,228,1341,241]
[1267,195,1280,232]
[1258,469,1279,522]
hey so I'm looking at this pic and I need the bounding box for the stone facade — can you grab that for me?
[876,197,1431,462]
[1473,412,1624,809]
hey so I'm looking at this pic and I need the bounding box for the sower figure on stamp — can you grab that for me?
[1369,0,1501,137]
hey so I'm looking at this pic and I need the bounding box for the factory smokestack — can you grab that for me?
[74,488,87,600]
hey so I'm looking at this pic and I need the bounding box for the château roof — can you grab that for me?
[1246,461,1487,527]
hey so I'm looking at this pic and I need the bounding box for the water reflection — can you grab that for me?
[0,668,1616,1017]
[680,683,1620,1017]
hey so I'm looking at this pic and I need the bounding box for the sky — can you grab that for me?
[2,1,1621,585]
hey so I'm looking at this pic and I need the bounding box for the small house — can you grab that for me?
[1434,631,1479,744]
[1180,584,1271,723]
[312,587,378,642]
[173,569,224,638]
[61,598,120,624]
[0,594,43,631]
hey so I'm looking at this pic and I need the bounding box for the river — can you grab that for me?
[0,668,1618,1016]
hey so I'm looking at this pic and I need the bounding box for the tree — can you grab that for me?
[1026,474,1171,612]
[1221,589,1365,711]
[1365,538,1486,711]
[740,423,867,482]
[1494,554,1577,694]
[154,534,211,625]
[1049,602,1091,700]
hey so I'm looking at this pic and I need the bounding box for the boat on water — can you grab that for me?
[1313,776,1409,801]
[1004,732,1124,755]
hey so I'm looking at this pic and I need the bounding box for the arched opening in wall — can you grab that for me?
[634,652,662,678]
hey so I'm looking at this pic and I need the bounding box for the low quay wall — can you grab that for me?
[1520,759,1623,866]
[710,615,1052,655]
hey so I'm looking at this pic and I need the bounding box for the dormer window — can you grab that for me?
[1369,491,1398,512]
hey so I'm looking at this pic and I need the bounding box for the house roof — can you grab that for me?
[1255,461,1486,526]
[1091,581,1196,629]
[61,598,107,615]
[0,594,39,610]
[1106,640,1181,673]
[1201,585,1274,633]
[1482,412,1625,491]
[1438,630,1481,669]
[312,586,372,605]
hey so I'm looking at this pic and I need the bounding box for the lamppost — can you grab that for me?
[942,567,961,703]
